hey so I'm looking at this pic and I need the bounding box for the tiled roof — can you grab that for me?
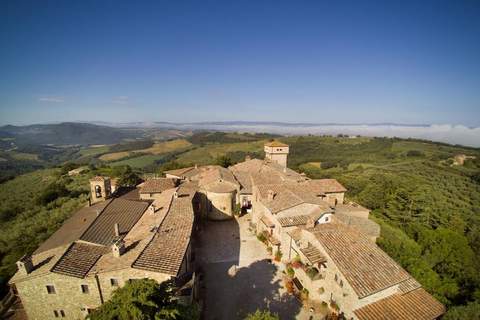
[231,170,253,194]
[300,243,327,264]
[140,178,177,194]
[80,198,149,245]
[260,215,275,228]
[309,223,411,298]
[164,167,195,177]
[302,179,347,193]
[335,213,381,239]
[256,183,331,214]
[265,141,288,147]
[51,242,107,278]
[132,194,194,275]
[278,215,310,227]
[90,176,108,181]
[398,277,421,294]
[354,288,445,320]
[204,181,237,193]
[34,200,112,254]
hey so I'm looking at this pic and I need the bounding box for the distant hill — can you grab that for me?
[0,122,144,146]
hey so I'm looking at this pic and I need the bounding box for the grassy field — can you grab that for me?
[99,139,192,162]
[109,154,168,168]
[8,151,39,161]
[175,140,266,164]
[78,145,110,157]
[134,139,192,155]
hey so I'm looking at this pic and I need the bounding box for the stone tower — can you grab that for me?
[90,176,112,204]
[264,141,289,168]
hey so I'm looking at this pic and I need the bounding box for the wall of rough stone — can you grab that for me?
[206,191,235,220]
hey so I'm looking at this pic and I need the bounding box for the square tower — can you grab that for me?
[264,141,289,168]
[90,176,112,203]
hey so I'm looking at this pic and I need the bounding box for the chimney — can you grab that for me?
[16,255,34,275]
[267,190,275,201]
[195,164,198,169]
[88,197,92,207]
[306,217,316,229]
[150,204,156,214]
[299,240,309,249]
[96,209,101,216]
[174,192,178,199]
[245,154,251,161]
[112,240,126,258]
[114,223,120,237]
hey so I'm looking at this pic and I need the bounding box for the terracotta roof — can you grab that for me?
[398,277,421,294]
[132,194,194,275]
[265,141,288,147]
[204,181,237,193]
[334,213,381,239]
[354,288,445,320]
[300,243,327,264]
[34,201,112,254]
[302,179,347,193]
[80,198,149,245]
[260,215,275,228]
[309,223,411,298]
[140,178,177,194]
[90,176,108,182]
[278,215,311,227]
[164,167,195,177]
[231,170,253,194]
[51,242,107,278]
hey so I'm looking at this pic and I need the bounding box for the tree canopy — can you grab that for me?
[88,279,199,320]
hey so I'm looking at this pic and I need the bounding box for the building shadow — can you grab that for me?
[196,217,301,320]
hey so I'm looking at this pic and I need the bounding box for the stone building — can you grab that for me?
[8,140,445,319]
[264,140,289,168]
[89,176,112,204]
[9,179,197,320]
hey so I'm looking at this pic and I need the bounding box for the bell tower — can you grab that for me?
[264,141,289,168]
[90,176,112,204]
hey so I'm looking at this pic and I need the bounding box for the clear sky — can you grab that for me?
[1,0,479,126]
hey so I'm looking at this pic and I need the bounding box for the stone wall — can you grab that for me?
[206,191,235,220]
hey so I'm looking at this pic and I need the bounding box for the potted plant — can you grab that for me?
[274,249,283,262]
[291,255,302,269]
[286,266,295,278]
[267,246,273,255]
[285,280,294,294]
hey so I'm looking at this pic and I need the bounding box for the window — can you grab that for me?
[334,274,338,282]
[81,284,89,294]
[340,280,343,287]
[53,310,65,318]
[95,185,102,197]
[46,285,56,294]
[60,310,65,317]
[53,310,59,318]
[110,278,119,287]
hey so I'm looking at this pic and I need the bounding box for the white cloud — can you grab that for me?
[38,96,64,102]
[112,96,129,104]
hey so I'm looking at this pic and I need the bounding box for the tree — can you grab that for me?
[244,309,279,320]
[443,301,480,320]
[215,155,232,168]
[88,279,199,320]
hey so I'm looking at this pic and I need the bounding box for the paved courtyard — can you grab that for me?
[196,214,323,320]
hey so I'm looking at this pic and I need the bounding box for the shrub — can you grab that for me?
[244,309,279,320]
[306,267,319,280]
[285,280,294,294]
[286,266,295,278]
[406,150,425,157]
[256,231,268,244]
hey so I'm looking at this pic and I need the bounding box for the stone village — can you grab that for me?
[7,141,445,319]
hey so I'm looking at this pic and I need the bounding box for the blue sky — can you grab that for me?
[0,0,479,126]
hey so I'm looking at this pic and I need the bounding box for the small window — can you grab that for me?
[53,310,59,318]
[95,185,102,198]
[325,217,329,222]
[60,310,65,317]
[110,278,119,287]
[334,274,338,282]
[340,280,343,287]
[81,284,89,294]
[46,285,56,294]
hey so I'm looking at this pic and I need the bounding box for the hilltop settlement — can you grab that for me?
[8,141,445,319]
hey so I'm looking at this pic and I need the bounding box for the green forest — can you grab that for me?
[0,131,479,318]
